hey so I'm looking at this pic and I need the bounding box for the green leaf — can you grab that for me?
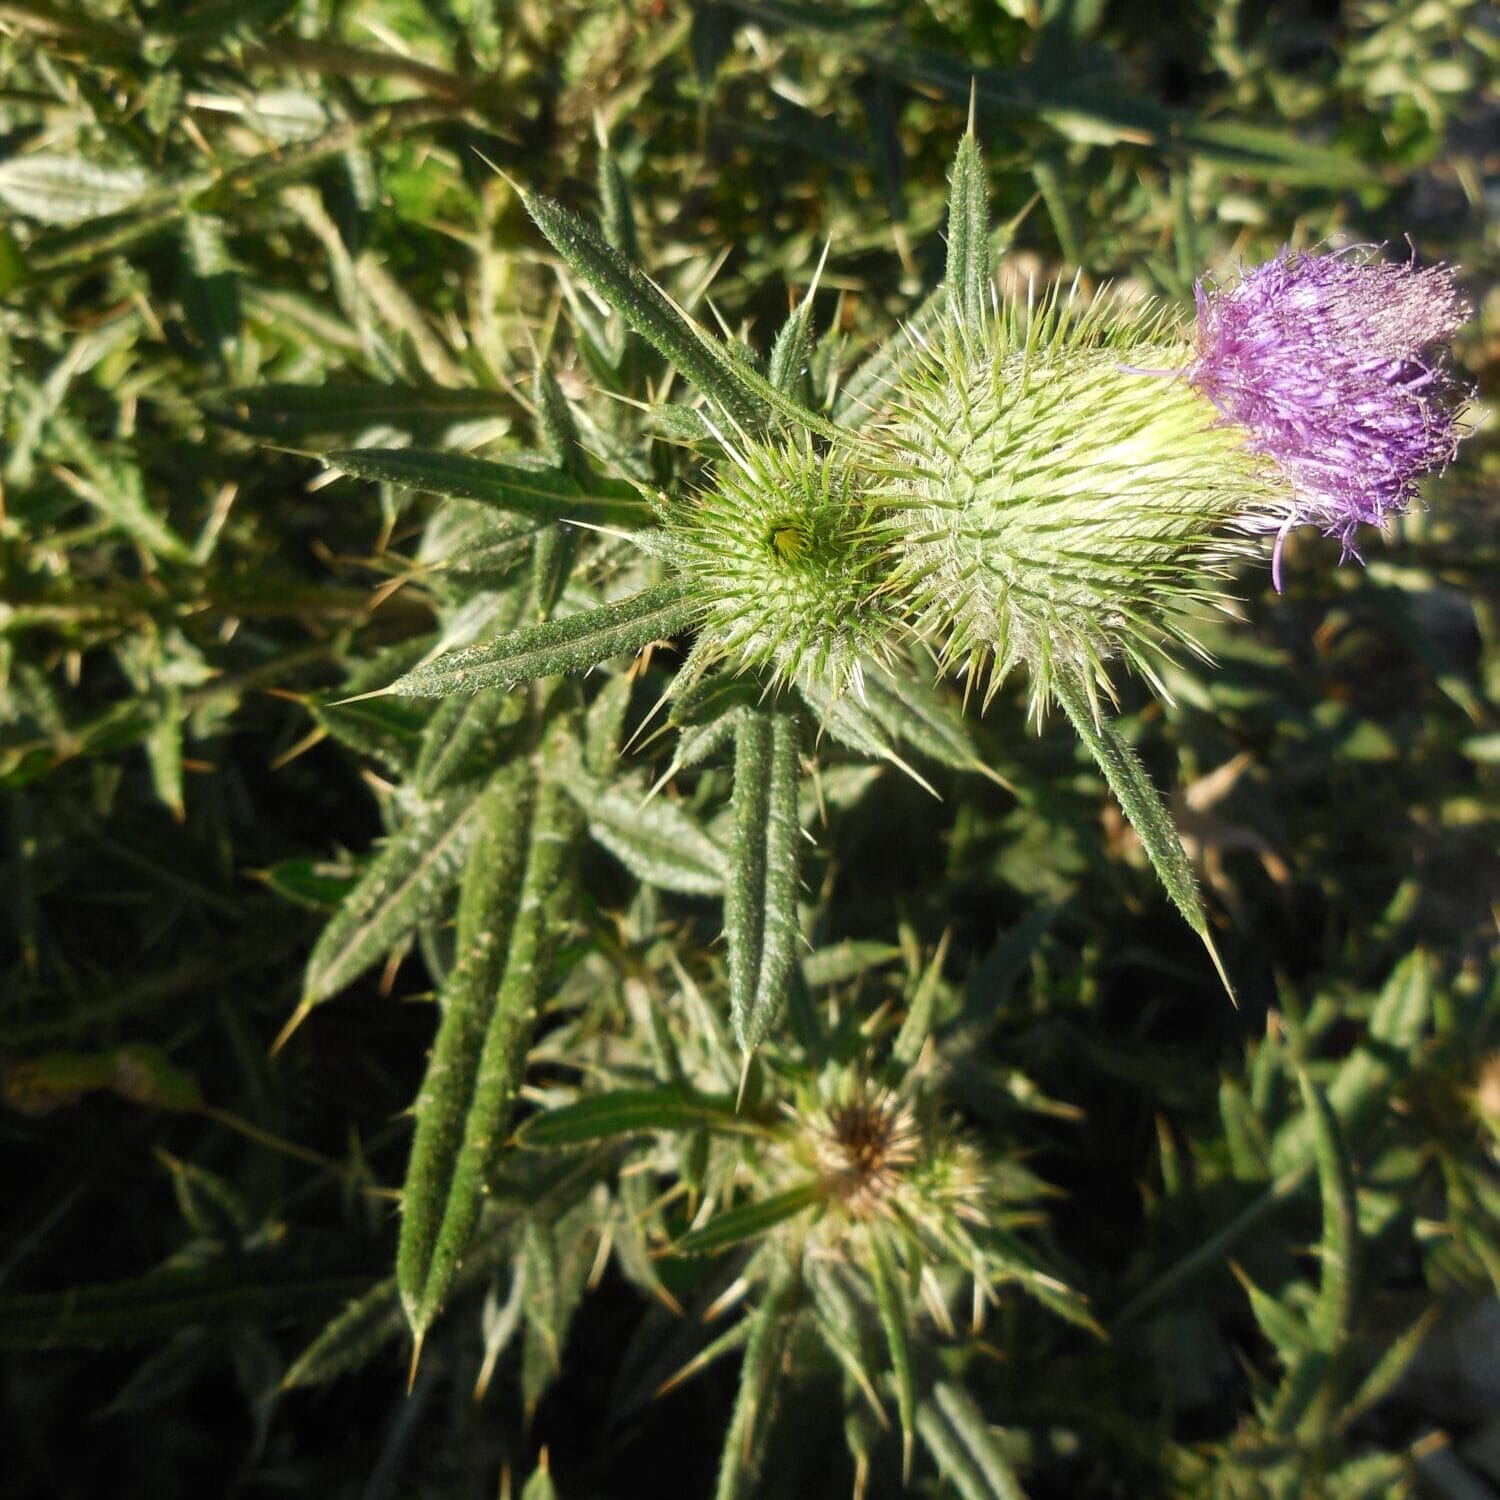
[211,383,513,438]
[860,663,997,780]
[866,1226,916,1480]
[389,584,698,698]
[0,1263,369,1348]
[413,688,520,794]
[918,1382,1026,1500]
[768,297,815,397]
[675,1183,821,1256]
[0,155,152,225]
[257,857,358,911]
[1297,1069,1359,1356]
[944,131,991,336]
[1343,1308,1437,1425]
[1233,1262,1316,1365]
[399,766,582,1336]
[1219,1075,1272,1182]
[892,929,949,1066]
[726,709,803,1051]
[284,1218,519,1389]
[523,190,853,443]
[520,1459,558,1500]
[568,766,727,897]
[323,447,649,529]
[523,189,766,432]
[300,775,494,1011]
[597,143,642,262]
[281,1276,405,1389]
[518,1087,764,1147]
[714,1257,798,1500]
[1052,677,1230,997]
[533,366,584,475]
[1270,952,1433,1174]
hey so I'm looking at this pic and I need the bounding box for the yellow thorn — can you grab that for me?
[1200,925,1237,1008]
[736,1050,754,1113]
[269,997,314,1057]
[407,1330,424,1393]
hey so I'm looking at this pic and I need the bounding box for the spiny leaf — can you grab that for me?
[1232,1262,1316,1365]
[523,190,854,443]
[522,189,766,432]
[675,1183,821,1257]
[322,447,649,528]
[285,1217,522,1390]
[1052,675,1231,998]
[211,382,512,438]
[726,708,803,1052]
[860,662,1001,782]
[597,141,641,263]
[944,130,991,337]
[399,765,582,1336]
[300,775,495,1012]
[892,928,950,1066]
[0,1263,369,1347]
[918,1382,1026,1500]
[866,1226,917,1480]
[518,1087,765,1147]
[1297,1069,1359,1356]
[397,761,535,1331]
[567,762,727,897]
[768,297,815,397]
[390,583,698,698]
[281,1276,405,1390]
[714,1258,798,1500]
[1343,1308,1438,1425]
[1270,951,1433,1174]
[413,689,519,794]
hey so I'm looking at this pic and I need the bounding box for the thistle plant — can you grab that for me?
[211,108,1476,1494]
[4,3,1494,1495]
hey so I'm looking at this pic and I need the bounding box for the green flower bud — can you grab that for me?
[667,434,898,693]
[875,291,1276,713]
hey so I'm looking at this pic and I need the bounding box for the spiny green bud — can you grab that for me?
[666,434,898,693]
[874,289,1277,713]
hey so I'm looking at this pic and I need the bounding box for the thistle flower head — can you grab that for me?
[876,291,1275,713]
[1188,247,1470,587]
[782,1069,989,1239]
[666,436,897,693]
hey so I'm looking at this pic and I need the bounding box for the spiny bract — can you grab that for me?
[666,435,900,694]
[872,288,1279,713]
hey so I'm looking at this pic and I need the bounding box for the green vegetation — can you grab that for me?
[1,1,1495,1496]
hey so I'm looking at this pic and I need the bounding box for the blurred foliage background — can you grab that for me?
[0,0,1497,1496]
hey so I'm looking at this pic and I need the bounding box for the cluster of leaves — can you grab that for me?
[2,1,1497,1498]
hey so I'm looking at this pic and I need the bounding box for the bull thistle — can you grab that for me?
[377,127,1470,998]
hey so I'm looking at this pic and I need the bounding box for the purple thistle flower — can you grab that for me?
[1188,247,1469,590]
